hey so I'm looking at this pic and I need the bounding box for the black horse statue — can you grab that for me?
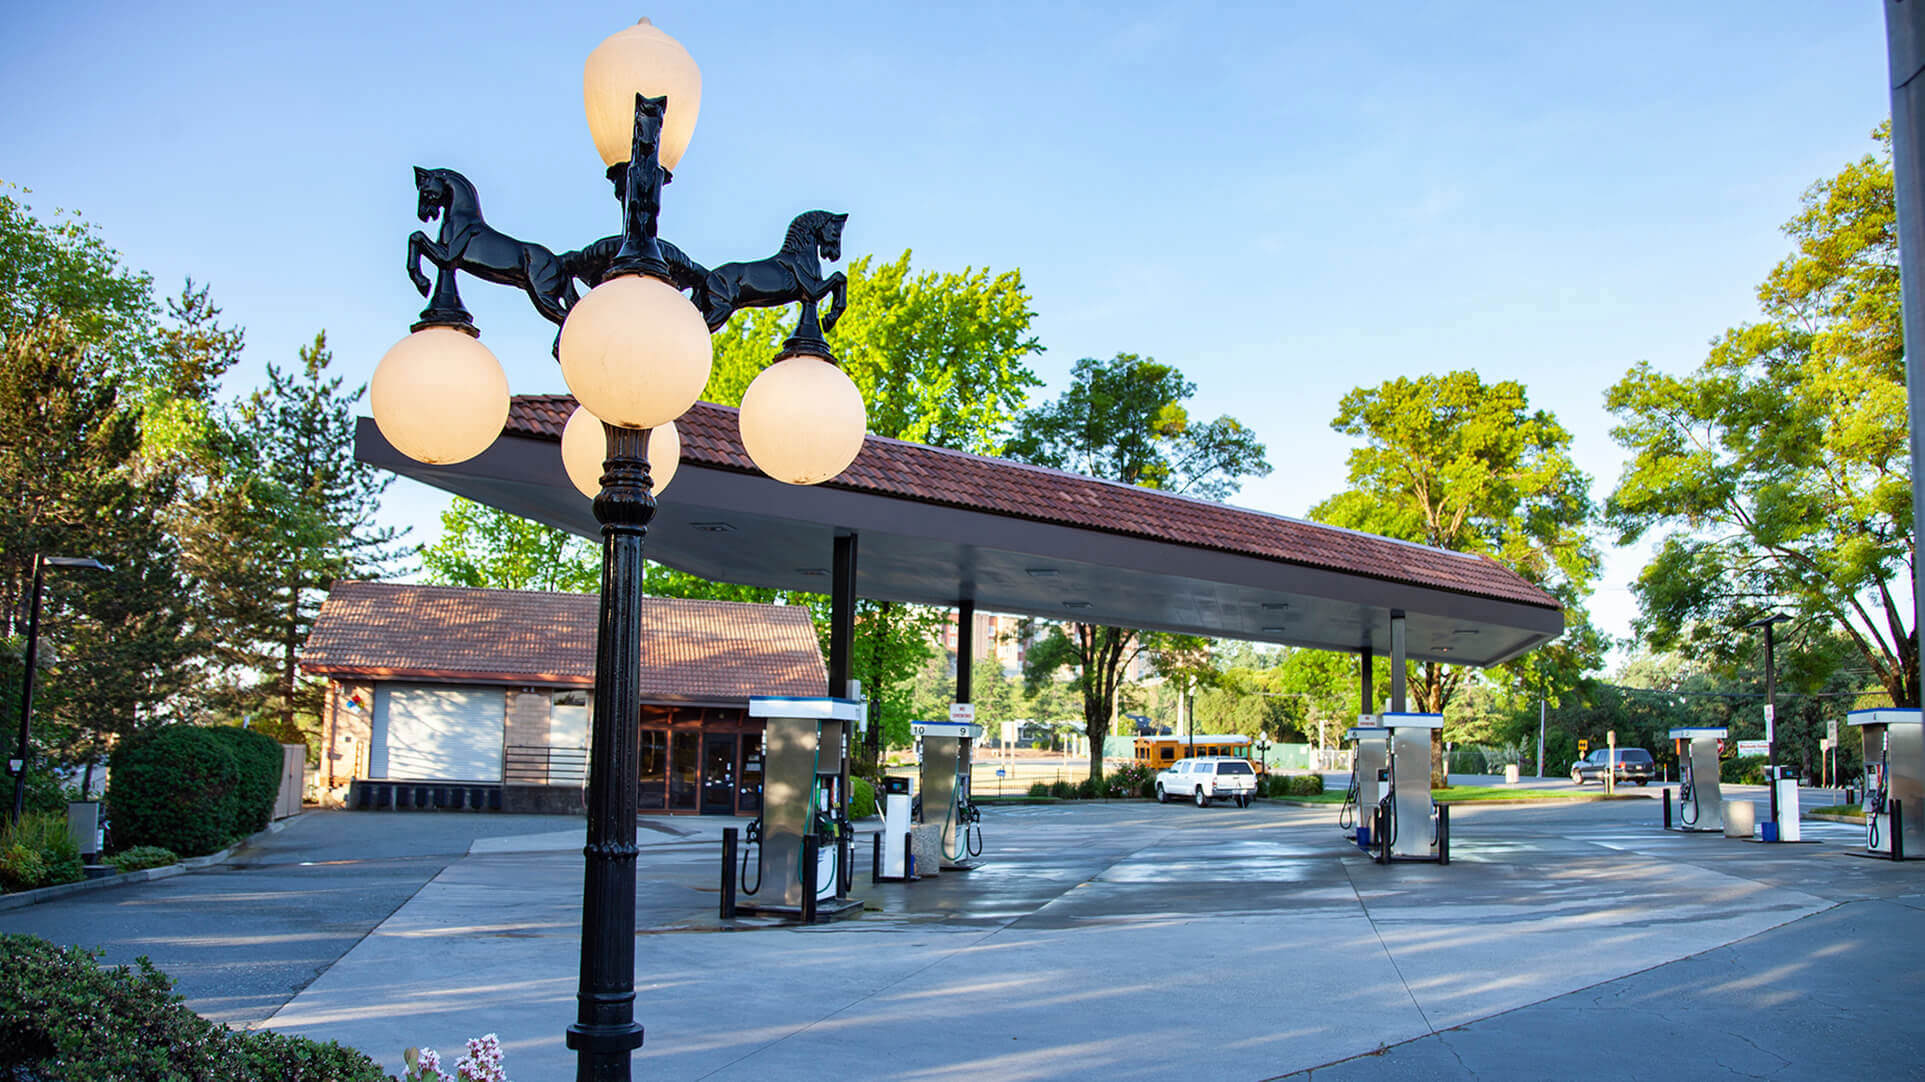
[699,210,849,335]
[408,166,578,327]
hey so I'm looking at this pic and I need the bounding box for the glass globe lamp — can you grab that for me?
[562,405,679,499]
[370,327,510,465]
[738,356,866,485]
[558,274,712,431]
[584,17,702,172]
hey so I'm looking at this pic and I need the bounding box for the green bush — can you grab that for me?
[0,933,389,1081]
[850,776,877,819]
[1048,779,1073,799]
[1099,763,1155,799]
[106,845,178,873]
[1073,777,1097,799]
[206,726,285,835]
[0,811,83,891]
[108,726,243,857]
[1027,781,1050,798]
[0,845,45,893]
[1259,773,1327,798]
[1722,755,1769,785]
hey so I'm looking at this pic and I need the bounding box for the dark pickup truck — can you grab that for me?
[1571,748,1657,786]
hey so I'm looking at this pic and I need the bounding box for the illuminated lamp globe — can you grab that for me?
[738,356,867,485]
[561,405,680,499]
[584,17,702,171]
[558,274,711,430]
[370,327,509,465]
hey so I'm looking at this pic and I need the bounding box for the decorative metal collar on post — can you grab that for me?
[366,18,872,1081]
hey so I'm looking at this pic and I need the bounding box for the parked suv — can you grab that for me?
[1571,747,1656,786]
[1156,757,1258,807]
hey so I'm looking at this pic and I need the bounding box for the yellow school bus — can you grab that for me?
[1132,734,1264,774]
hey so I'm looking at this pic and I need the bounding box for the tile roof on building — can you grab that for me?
[302,581,827,701]
[505,396,1561,612]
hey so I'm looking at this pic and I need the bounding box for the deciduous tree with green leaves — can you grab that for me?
[1010,353,1271,779]
[1605,123,1912,707]
[1312,370,1600,784]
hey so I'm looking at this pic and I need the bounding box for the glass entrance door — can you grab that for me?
[700,733,738,815]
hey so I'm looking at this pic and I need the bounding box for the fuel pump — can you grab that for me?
[1847,709,1922,857]
[1342,723,1389,850]
[811,763,846,902]
[1667,727,1725,833]
[913,720,984,870]
[733,696,865,921]
[1373,713,1445,864]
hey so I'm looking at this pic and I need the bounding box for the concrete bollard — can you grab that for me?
[1504,764,1520,784]
[1722,798,1755,839]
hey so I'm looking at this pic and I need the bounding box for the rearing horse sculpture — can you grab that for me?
[698,210,848,337]
[408,167,578,327]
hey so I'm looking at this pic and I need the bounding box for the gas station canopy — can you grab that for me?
[357,395,1563,667]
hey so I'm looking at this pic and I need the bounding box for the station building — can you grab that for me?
[302,580,826,815]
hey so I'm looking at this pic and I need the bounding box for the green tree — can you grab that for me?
[188,335,404,742]
[422,498,600,593]
[706,251,1043,453]
[1606,123,1912,706]
[1010,354,1272,778]
[1311,370,1601,784]
[0,192,227,773]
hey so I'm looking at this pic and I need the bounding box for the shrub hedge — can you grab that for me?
[1259,773,1327,798]
[108,725,284,857]
[1721,755,1770,785]
[106,845,179,873]
[208,726,285,835]
[0,933,389,1081]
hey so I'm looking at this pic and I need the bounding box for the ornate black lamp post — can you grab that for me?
[9,554,110,827]
[367,19,868,1081]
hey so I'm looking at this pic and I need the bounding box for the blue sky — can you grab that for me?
[0,1,1893,657]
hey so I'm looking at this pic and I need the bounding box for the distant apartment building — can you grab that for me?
[937,610,1031,677]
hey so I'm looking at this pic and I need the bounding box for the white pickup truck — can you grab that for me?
[1155,757,1258,807]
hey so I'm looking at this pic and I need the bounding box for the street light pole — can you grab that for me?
[10,554,110,827]
[1743,612,1790,834]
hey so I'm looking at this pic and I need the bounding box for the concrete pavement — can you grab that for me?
[250,793,1922,1080]
[0,811,583,1024]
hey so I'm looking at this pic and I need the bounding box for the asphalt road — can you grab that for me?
[0,811,581,1025]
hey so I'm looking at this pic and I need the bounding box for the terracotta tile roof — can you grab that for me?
[302,581,826,701]
[506,396,1561,611]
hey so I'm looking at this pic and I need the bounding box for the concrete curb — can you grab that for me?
[0,813,302,911]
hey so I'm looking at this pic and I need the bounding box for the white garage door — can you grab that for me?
[372,684,505,782]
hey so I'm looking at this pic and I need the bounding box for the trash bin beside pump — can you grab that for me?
[1667,727,1726,833]
[1767,766,1801,843]
[1848,709,1924,859]
[914,720,984,870]
[733,696,864,921]
[1342,724,1389,850]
